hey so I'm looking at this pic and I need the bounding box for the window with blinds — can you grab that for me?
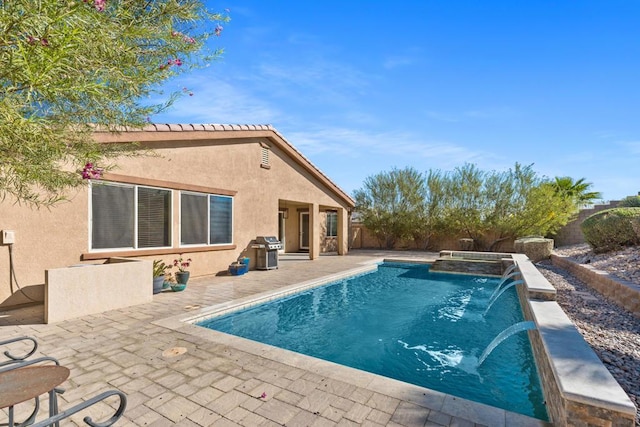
[180,193,208,245]
[210,195,233,244]
[90,183,233,250]
[138,187,171,247]
[326,211,338,237]
[90,182,171,250]
[92,183,135,249]
[180,192,233,246]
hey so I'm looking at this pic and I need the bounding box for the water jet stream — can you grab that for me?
[485,280,524,316]
[478,321,536,366]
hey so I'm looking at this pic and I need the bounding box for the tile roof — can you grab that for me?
[96,124,354,207]
[142,123,275,132]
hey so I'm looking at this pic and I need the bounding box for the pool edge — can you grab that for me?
[152,260,549,427]
[514,256,636,426]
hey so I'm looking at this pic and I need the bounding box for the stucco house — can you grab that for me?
[0,124,355,311]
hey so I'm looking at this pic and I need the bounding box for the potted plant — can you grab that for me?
[166,273,185,292]
[173,256,192,286]
[163,272,174,290]
[152,260,169,294]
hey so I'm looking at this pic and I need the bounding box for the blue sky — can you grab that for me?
[153,1,640,202]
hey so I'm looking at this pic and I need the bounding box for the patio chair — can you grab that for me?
[0,336,40,367]
[0,337,127,427]
[29,390,127,427]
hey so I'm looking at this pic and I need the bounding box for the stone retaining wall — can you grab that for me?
[515,257,637,426]
[429,258,502,275]
[550,254,640,317]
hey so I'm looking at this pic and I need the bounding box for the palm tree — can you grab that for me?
[552,176,602,208]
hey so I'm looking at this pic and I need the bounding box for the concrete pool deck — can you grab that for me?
[1,250,549,426]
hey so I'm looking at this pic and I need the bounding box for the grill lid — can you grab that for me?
[255,236,282,249]
[256,236,280,244]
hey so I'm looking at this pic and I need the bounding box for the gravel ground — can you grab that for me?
[538,244,640,426]
[553,243,640,284]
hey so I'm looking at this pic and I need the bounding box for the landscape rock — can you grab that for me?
[514,237,554,262]
[538,248,640,426]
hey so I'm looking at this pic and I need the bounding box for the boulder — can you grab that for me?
[514,237,554,262]
[458,238,474,251]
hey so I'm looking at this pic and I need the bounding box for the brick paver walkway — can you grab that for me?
[0,250,547,426]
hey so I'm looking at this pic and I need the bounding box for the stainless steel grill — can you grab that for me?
[254,236,282,270]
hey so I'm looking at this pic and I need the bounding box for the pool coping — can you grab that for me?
[153,258,548,427]
[512,256,637,425]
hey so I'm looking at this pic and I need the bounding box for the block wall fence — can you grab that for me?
[553,200,620,247]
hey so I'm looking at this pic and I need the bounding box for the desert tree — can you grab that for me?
[440,163,489,249]
[482,164,574,250]
[410,169,448,250]
[353,167,426,249]
[0,0,228,206]
[442,163,577,250]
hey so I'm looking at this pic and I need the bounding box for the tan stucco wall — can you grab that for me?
[0,188,89,307]
[45,258,152,323]
[0,130,353,308]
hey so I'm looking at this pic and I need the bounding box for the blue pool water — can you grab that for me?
[197,262,548,420]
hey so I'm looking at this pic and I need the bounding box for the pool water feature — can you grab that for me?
[197,262,548,420]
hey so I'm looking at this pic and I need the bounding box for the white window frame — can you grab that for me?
[179,191,234,247]
[326,211,338,238]
[89,181,172,252]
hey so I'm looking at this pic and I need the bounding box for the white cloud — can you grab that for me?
[383,56,414,69]
[254,60,371,100]
[282,126,486,166]
[463,107,518,119]
[152,75,282,124]
[424,111,460,122]
[424,107,519,123]
[383,47,424,69]
[618,141,640,155]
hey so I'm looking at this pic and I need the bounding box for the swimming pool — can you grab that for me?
[197,262,548,420]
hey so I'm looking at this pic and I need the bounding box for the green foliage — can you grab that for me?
[551,176,602,208]
[618,195,640,207]
[441,163,488,247]
[581,207,640,253]
[153,260,168,278]
[353,167,427,249]
[441,164,577,250]
[410,169,448,249]
[354,163,582,251]
[0,1,229,206]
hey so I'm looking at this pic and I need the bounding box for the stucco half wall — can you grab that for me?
[45,258,152,323]
[0,124,355,308]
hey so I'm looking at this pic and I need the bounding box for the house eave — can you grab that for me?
[92,124,356,208]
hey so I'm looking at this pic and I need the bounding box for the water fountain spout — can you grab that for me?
[484,279,524,316]
[489,271,522,302]
[477,321,536,366]
[501,263,518,279]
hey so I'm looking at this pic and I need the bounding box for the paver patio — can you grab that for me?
[0,250,549,426]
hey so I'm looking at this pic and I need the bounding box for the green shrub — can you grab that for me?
[618,195,640,207]
[581,207,640,252]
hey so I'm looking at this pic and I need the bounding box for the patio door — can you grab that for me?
[299,211,309,251]
[278,211,286,253]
